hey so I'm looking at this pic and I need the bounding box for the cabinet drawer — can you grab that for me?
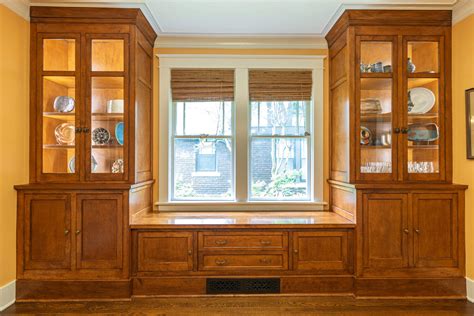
[199,253,288,271]
[198,232,287,251]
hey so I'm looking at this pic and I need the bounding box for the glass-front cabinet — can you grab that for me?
[356,34,445,182]
[37,33,129,182]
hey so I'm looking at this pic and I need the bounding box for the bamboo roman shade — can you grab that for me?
[171,69,235,102]
[249,70,313,102]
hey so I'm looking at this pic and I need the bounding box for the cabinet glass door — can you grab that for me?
[357,37,397,181]
[86,37,128,180]
[403,38,444,181]
[40,36,80,180]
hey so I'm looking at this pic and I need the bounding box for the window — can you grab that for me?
[159,56,324,210]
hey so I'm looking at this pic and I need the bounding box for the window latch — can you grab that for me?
[304,131,311,136]
[199,134,210,139]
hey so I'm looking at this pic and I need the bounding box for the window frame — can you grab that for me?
[157,55,326,211]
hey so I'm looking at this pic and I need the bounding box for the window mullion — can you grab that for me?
[234,68,249,202]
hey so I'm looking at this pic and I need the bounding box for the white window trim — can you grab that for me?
[157,54,326,211]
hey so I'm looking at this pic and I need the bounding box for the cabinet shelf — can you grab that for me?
[361,112,439,122]
[43,112,76,120]
[360,73,392,79]
[43,144,75,149]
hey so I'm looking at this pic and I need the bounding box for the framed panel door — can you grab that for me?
[37,34,82,182]
[402,36,446,181]
[413,193,458,268]
[362,193,409,270]
[76,193,123,270]
[356,36,399,182]
[24,194,71,270]
[84,34,129,181]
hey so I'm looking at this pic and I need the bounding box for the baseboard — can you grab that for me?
[467,277,474,303]
[0,280,16,312]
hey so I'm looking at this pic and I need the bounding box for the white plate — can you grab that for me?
[408,87,435,114]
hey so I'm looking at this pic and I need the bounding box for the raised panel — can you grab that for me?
[135,81,152,181]
[413,194,458,268]
[363,194,409,269]
[293,231,350,273]
[137,232,193,272]
[76,194,123,269]
[24,194,71,270]
[330,81,350,181]
[330,46,346,86]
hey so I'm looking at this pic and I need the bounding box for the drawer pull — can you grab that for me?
[260,258,272,264]
[215,240,228,246]
[64,229,69,235]
[260,240,272,246]
[215,259,227,266]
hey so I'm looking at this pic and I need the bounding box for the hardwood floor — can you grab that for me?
[3,296,474,315]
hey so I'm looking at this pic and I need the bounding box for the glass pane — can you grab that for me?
[91,77,124,174]
[407,78,440,173]
[42,76,76,173]
[407,41,439,74]
[360,78,393,174]
[92,39,124,72]
[250,138,309,200]
[175,101,232,136]
[250,101,308,136]
[173,138,233,200]
[43,39,75,71]
[360,41,392,73]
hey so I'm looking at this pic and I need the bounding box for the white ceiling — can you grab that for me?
[8,0,468,48]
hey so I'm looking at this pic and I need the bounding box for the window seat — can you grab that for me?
[130,210,355,229]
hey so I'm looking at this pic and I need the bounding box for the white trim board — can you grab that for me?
[453,0,474,25]
[1,0,30,20]
[0,280,15,312]
[467,277,474,303]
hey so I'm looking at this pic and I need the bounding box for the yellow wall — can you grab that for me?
[152,48,329,204]
[452,13,474,279]
[0,5,29,286]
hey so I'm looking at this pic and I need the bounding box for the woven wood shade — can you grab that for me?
[171,69,234,102]
[249,70,313,101]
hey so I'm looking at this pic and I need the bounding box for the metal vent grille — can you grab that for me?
[206,278,280,294]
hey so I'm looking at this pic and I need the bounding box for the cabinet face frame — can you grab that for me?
[355,35,399,182]
[35,33,82,183]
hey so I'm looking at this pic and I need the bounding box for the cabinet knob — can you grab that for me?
[260,240,272,246]
[75,230,81,235]
[215,259,227,266]
[404,229,409,234]
[415,229,420,234]
[64,229,70,235]
[393,127,401,134]
[401,127,409,134]
[83,127,90,133]
[294,249,298,254]
[75,127,83,133]
[188,250,192,255]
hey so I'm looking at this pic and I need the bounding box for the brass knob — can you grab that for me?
[75,127,83,133]
[83,127,90,133]
[393,127,401,134]
[404,229,409,234]
[188,250,192,255]
[75,230,81,235]
[401,127,409,134]
[294,249,298,253]
[215,259,227,266]
[415,229,420,234]
[260,240,271,246]
[64,229,69,235]
[215,240,227,246]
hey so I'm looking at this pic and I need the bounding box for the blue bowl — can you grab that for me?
[115,122,124,145]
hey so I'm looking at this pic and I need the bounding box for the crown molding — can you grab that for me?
[155,36,328,49]
[1,0,30,20]
[453,0,474,24]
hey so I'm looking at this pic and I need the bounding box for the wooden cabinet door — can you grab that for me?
[362,193,409,269]
[293,231,351,273]
[76,193,123,270]
[413,193,458,268]
[24,194,71,270]
[137,232,193,272]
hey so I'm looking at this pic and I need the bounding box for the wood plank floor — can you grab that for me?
[2,296,474,315]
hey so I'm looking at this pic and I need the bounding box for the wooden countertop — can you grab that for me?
[130,211,355,229]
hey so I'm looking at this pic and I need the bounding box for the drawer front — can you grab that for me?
[199,232,287,251]
[199,253,288,271]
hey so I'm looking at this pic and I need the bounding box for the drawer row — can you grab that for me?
[133,230,354,274]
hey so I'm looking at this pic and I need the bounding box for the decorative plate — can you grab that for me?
[115,122,124,145]
[54,122,75,145]
[408,87,435,114]
[408,123,439,142]
[92,127,111,145]
[53,96,75,113]
[68,155,97,173]
[360,126,373,145]
[111,158,124,173]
